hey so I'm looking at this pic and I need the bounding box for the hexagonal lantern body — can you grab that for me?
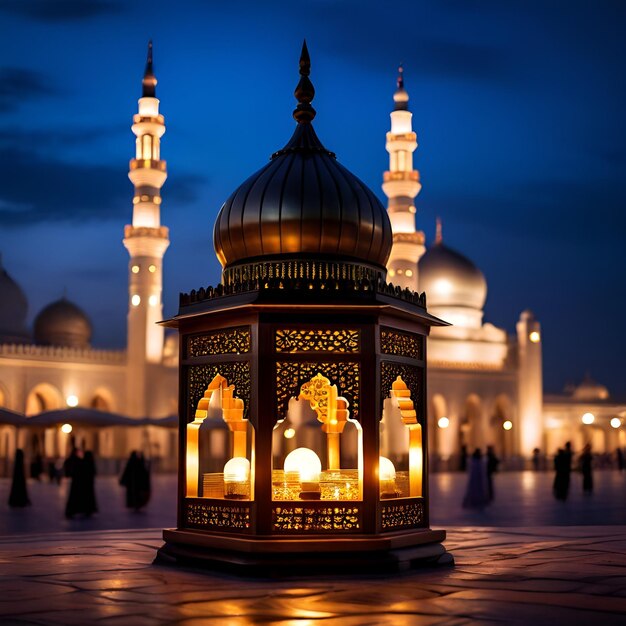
[157,276,451,573]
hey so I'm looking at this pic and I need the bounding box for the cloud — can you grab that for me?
[0,67,57,112]
[0,0,121,21]
[0,146,205,226]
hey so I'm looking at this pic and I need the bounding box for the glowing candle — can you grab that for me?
[284,447,322,500]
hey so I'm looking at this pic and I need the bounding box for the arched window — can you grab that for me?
[272,372,363,501]
[186,374,255,500]
[380,376,423,499]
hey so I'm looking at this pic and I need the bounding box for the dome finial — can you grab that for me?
[142,40,157,98]
[293,39,316,123]
[397,63,404,90]
[435,217,443,244]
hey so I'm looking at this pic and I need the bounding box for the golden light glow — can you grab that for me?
[224,457,250,482]
[131,294,141,306]
[388,269,396,277]
[66,395,78,407]
[284,428,296,439]
[223,457,251,499]
[390,376,422,497]
[131,265,140,274]
[148,294,158,306]
[582,412,595,425]
[529,331,541,343]
[284,447,321,484]
[405,269,413,277]
[379,456,397,497]
[611,417,621,429]
[437,416,450,429]
[503,420,513,431]
[149,264,156,273]
[61,423,73,434]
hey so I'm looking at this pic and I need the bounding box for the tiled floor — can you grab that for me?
[2,470,625,536]
[1,526,625,624]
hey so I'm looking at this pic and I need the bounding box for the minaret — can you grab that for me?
[383,66,425,291]
[123,41,169,417]
[516,310,543,459]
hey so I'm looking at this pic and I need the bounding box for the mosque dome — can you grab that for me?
[418,223,487,311]
[0,256,29,343]
[34,297,92,349]
[572,375,610,401]
[213,43,392,285]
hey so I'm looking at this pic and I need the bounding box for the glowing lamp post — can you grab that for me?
[156,43,452,573]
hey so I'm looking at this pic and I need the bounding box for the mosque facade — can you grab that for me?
[0,51,623,476]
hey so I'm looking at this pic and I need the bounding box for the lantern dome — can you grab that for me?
[34,297,92,349]
[213,42,392,284]
[0,256,29,343]
[418,238,486,311]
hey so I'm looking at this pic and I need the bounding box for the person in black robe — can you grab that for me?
[459,444,468,472]
[64,448,84,518]
[580,444,593,493]
[82,451,98,516]
[553,448,570,501]
[120,451,151,511]
[617,448,624,471]
[8,449,31,507]
[486,445,500,501]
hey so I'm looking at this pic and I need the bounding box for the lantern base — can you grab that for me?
[155,528,453,575]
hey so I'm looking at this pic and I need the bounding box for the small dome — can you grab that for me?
[34,297,92,349]
[393,65,409,111]
[213,43,392,283]
[572,375,609,401]
[418,240,487,311]
[0,257,29,343]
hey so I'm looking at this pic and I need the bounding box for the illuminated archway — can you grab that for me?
[461,394,483,452]
[25,383,63,416]
[186,374,254,500]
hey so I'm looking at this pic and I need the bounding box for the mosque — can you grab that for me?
[0,46,623,476]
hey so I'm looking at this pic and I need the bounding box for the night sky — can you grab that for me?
[0,0,624,395]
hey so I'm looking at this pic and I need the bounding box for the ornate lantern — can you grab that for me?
[157,43,452,573]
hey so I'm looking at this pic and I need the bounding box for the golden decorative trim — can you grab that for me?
[272,505,361,531]
[380,329,422,359]
[188,327,251,357]
[381,500,424,530]
[186,501,250,530]
[275,329,359,353]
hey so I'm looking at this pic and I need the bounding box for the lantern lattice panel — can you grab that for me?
[272,505,361,532]
[381,501,424,530]
[275,329,360,353]
[186,500,251,531]
[187,362,251,419]
[380,328,422,360]
[187,326,251,358]
[380,361,421,414]
[275,361,360,420]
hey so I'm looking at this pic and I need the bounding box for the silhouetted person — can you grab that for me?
[82,451,98,516]
[459,444,468,472]
[486,445,500,501]
[580,444,593,493]
[532,448,541,471]
[120,451,151,511]
[462,448,489,508]
[553,448,570,501]
[64,448,98,518]
[617,448,624,471]
[8,449,31,508]
[30,453,43,481]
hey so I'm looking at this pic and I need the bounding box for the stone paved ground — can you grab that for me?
[2,470,625,536]
[1,526,625,625]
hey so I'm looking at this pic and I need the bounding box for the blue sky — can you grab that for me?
[0,0,624,394]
